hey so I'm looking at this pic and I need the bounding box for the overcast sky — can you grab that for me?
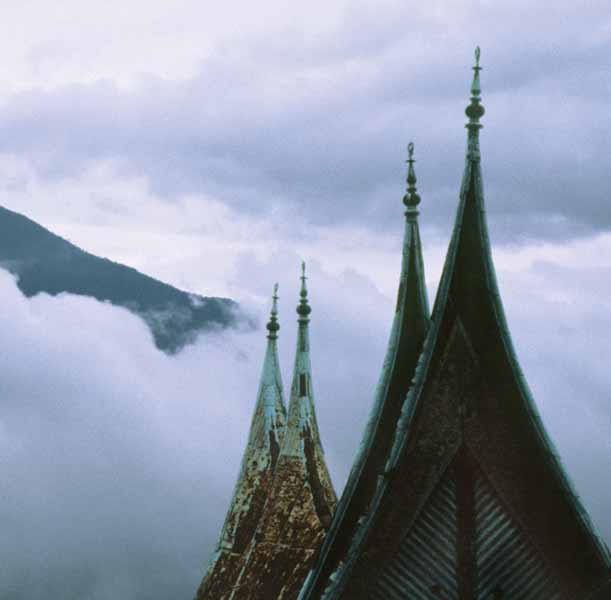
[1,2,610,599]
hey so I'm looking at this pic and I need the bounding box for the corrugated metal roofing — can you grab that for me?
[368,469,458,600]
[474,463,561,599]
[366,451,562,600]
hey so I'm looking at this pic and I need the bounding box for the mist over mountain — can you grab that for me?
[0,205,241,352]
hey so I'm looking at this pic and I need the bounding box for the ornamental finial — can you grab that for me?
[297,261,311,321]
[465,46,485,160]
[471,46,482,99]
[403,141,421,212]
[266,283,280,339]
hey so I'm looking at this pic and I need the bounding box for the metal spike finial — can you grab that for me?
[465,46,485,160]
[297,261,311,320]
[266,283,280,339]
[403,141,421,211]
[471,46,482,98]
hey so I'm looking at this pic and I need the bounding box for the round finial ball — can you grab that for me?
[266,320,280,333]
[403,192,421,207]
[297,303,311,317]
[466,103,485,120]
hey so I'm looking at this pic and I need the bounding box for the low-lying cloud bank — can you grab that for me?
[1,227,611,599]
[0,270,257,599]
[0,261,389,600]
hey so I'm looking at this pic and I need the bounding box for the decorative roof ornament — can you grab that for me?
[227,264,337,599]
[267,283,280,339]
[403,141,421,212]
[195,281,288,599]
[297,141,431,600]
[297,261,311,321]
[465,46,485,162]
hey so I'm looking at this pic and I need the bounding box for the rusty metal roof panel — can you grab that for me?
[197,287,287,598]
[226,267,337,599]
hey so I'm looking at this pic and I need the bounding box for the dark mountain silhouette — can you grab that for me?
[0,205,242,353]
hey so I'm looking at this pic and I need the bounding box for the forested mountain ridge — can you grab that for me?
[0,205,241,353]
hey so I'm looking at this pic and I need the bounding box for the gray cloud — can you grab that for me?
[0,271,254,599]
[0,2,609,242]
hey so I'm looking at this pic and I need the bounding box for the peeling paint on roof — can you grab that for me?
[220,266,337,599]
[196,288,287,599]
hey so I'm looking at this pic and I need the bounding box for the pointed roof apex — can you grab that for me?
[403,141,421,212]
[465,47,485,158]
[266,283,280,339]
[297,261,311,321]
[471,46,482,96]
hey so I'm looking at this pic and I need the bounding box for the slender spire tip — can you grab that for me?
[267,283,280,338]
[465,47,485,160]
[297,262,311,320]
[403,141,421,211]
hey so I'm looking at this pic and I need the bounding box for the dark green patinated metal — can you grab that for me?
[299,48,610,600]
[298,142,430,599]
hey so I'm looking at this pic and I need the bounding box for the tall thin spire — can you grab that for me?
[229,266,337,600]
[297,261,311,322]
[465,46,485,163]
[196,286,287,599]
[403,141,421,211]
[299,144,430,600]
[267,283,280,339]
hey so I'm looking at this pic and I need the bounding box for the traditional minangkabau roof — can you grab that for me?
[196,285,287,600]
[301,48,611,600]
[299,143,431,599]
[227,264,337,599]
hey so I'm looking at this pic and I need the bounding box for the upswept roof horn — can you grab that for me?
[298,145,431,599]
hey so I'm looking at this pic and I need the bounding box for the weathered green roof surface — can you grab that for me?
[298,144,430,600]
[300,48,610,600]
[226,265,337,599]
[196,286,287,600]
